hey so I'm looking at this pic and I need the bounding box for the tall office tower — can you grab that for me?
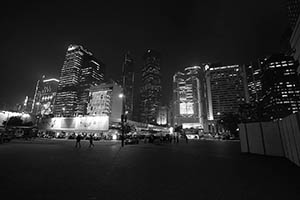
[261,54,300,120]
[156,105,168,125]
[22,96,34,113]
[206,64,247,121]
[54,44,105,117]
[244,58,268,103]
[32,76,59,116]
[173,66,209,130]
[140,49,162,124]
[76,55,105,115]
[287,0,300,29]
[122,52,135,120]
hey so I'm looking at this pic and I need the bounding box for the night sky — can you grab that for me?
[0,0,289,108]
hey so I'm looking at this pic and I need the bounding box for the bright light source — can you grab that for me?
[125,111,128,115]
[112,134,117,140]
[118,93,124,98]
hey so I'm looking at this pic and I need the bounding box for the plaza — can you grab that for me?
[1,139,300,199]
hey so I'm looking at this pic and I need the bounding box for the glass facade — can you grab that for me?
[54,45,105,117]
[140,50,162,124]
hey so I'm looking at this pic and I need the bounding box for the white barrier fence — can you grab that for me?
[239,112,300,166]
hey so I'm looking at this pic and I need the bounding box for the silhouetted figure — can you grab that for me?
[75,134,81,148]
[89,134,94,148]
[185,133,188,144]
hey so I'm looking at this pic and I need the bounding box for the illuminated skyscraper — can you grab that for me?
[54,45,105,117]
[287,0,300,29]
[122,52,135,120]
[244,58,268,103]
[173,66,209,130]
[261,54,300,120]
[206,64,247,121]
[140,50,162,124]
[32,76,59,116]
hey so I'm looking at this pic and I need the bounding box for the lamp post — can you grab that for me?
[119,93,125,147]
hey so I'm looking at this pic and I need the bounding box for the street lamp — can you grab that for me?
[119,93,125,147]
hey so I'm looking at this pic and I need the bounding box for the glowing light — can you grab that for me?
[118,93,124,98]
[112,134,117,140]
[43,78,59,83]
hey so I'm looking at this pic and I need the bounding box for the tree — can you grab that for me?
[2,116,23,127]
[174,125,183,133]
[218,113,240,137]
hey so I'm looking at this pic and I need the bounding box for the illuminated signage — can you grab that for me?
[180,102,194,115]
[40,116,109,131]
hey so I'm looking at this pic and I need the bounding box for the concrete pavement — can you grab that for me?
[0,138,300,200]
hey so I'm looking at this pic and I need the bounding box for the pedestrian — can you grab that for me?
[185,133,188,144]
[89,134,94,148]
[75,134,81,148]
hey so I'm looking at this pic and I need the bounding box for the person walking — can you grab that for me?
[75,134,82,148]
[89,134,94,148]
[185,133,188,144]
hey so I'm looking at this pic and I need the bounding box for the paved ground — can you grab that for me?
[0,138,300,200]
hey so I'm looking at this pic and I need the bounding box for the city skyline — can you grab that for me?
[0,0,289,107]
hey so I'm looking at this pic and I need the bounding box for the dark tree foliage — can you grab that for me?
[174,125,183,132]
[218,113,240,137]
[3,116,23,127]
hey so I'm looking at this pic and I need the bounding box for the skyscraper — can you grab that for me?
[261,54,300,120]
[173,66,209,130]
[54,45,105,117]
[32,76,59,116]
[244,58,268,103]
[76,55,105,115]
[287,0,300,30]
[122,52,135,120]
[206,64,247,121]
[140,49,162,124]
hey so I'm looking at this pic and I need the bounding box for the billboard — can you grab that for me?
[39,116,109,131]
[88,90,111,115]
[180,102,194,115]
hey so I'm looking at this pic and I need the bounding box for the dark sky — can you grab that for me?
[0,0,289,107]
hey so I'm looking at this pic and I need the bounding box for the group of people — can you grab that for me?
[143,132,188,144]
[75,133,94,148]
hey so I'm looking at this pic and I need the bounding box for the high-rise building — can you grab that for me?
[140,49,162,124]
[206,64,247,121]
[22,96,33,113]
[122,52,135,120]
[32,76,59,116]
[76,55,105,115]
[261,54,300,120]
[244,58,268,103]
[156,106,168,125]
[287,0,300,30]
[290,1,300,76]
[173,66,209,130]
[54,45,105,117]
